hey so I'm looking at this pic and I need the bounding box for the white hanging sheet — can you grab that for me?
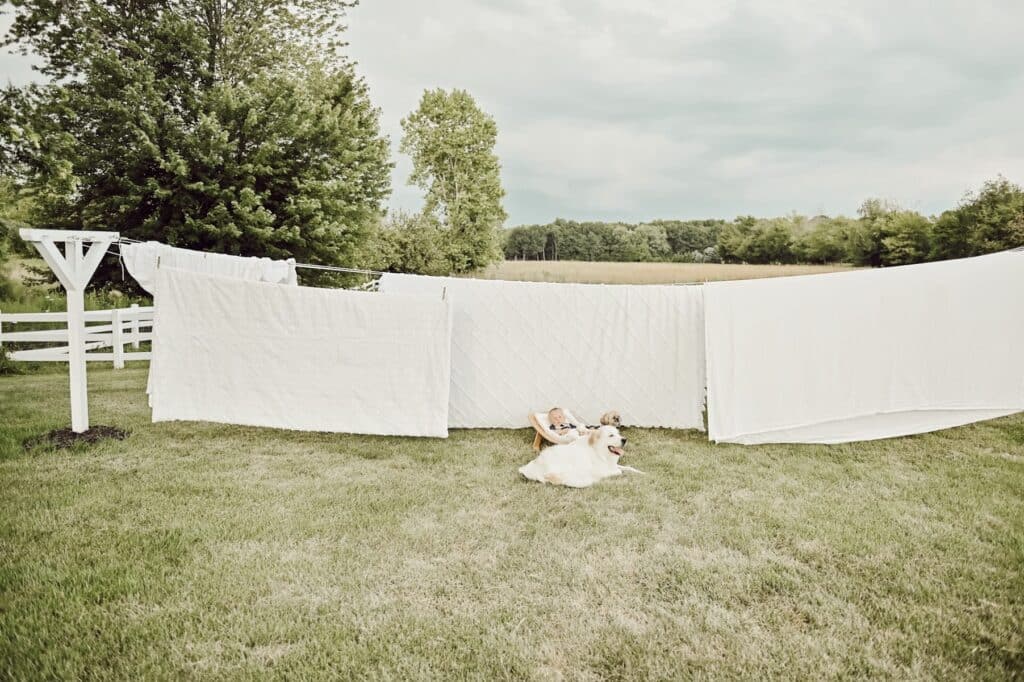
[703,251,1024,444]
[149,267,451,437]
[378,274,706,430]
[121,241,297,294]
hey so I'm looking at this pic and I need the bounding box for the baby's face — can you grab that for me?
[549,409,566,425]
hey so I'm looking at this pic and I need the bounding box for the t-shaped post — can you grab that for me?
[19,229,119,432]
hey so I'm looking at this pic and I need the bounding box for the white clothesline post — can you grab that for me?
[19,229,120,433]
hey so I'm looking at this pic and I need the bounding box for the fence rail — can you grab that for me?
[0,304,153,368]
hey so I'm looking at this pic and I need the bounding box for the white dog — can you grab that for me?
[519,425,642,488]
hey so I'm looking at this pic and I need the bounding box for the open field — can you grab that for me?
[477,260,858,284]
[2,367,1023,679]
[4,255,856,292]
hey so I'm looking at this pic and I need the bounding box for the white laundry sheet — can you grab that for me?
[149,267,452,437]
[378,274,706,430]
[703,251,1024,444]
[121,241,297,294]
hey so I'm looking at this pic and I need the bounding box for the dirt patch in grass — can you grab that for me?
[24,425,129,450]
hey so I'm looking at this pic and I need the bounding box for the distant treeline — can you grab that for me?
[503,177,1024,266]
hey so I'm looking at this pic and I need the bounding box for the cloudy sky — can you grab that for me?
[4,1,1024,225]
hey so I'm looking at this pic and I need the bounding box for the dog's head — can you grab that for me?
[588,425,627,458]
[599,410,621,427]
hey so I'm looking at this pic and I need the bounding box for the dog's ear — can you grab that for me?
[588,429,600,446]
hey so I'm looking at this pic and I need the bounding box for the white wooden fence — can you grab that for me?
[0,304,153,368]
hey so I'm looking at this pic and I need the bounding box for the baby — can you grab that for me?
[548,407,588,438]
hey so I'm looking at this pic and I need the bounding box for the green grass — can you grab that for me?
[2,367,1023,679]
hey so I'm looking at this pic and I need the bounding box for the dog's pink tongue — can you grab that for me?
[609,446,624,457]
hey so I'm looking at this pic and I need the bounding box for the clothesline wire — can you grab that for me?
[113,239,710,285]
[114,237,385,277]
[289,262,385,276]
[118,238,1024,286]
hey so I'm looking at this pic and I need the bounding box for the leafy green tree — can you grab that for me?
[4,0,355,84]
[846,200,936,266]
[744,219,795,264]
[716,217,755,262]
[2,0,390,288]
[494,178,1023,267]
[503,224,546,260]
[931,210,969,262]
[603,223,646,261]
[846,198,899,267]
[544,229,560,260]
[400,89,506,273]
[0,176,32,297]
[0,215,8,292]
[717,216,794,263]
[659,219,724,259]
[367,211,452,276]
[548,219,578,260]
[931,177,1024,260]
[881,211,933,266]
[636,223,670,260]
[503,218,729,263]
[846,223,885,266]
[793,217,854,264]
[0,175,36,255]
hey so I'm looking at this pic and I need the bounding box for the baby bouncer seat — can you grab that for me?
[527,408,588,452]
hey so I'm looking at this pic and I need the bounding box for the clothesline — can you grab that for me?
[289,262,384,276]
[104,236,1024,276]
[113,235,385,274]
[109,237,715,286]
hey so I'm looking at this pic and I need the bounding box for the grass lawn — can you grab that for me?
[2,366,1023,679]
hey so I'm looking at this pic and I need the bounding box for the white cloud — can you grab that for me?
[500,119,706,211]
[345,0,1024,223]
[4,2,1023,223]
